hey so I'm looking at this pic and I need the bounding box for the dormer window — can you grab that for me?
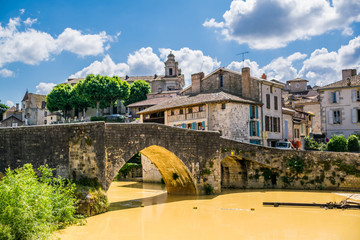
[169,68,173,76]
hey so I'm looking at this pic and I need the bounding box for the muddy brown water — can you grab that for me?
[56,181,360,240]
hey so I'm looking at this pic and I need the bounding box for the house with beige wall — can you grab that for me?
[319,69,360,138]
[138,67,286,145]
[21,91,48,125]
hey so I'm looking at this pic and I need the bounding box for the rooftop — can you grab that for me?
[127,97,173,108]
[319,74,360,90]
[138,90,260,114]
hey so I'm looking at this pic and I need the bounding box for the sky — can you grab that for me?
[1,0,360,107]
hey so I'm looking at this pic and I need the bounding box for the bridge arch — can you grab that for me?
[108,145,198,195]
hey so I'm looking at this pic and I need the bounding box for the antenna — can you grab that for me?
[236,51,249,68]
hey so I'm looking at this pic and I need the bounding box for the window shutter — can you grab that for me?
[329,110,333,124]
[352,108,357,123]
[250,121,253,136]
[284,121,288,139]
[336,92,339,103]
[352,90,356,102]
[250,106,253,119]
[256,106,259,119]
[182,123,186,128]
[191,122,196,130]
[202,121,205,127]
[256,121,260,136]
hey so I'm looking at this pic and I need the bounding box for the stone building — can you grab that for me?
[259,74,284,147]
[319,69,360,138]
[285,78,309,94]
[138,67,285,145]
[0,104,24,127]
[21,91,48,125]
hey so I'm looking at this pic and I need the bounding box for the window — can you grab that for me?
[332,92,339,103]
[180,109,184,115]
[220,75,223,88]
[221,103,226,109]
[294,129,300,138]
[199,106,203,112]
[169,68,173,76]
[358,91,360,101]
[44,111,47,117]
[270,86,273,93]
[273,117,277,132]
[187,123,191,129]
[334,110,341,124]
[250,120,258,136]
[296,83,300,88]
[44,120,47,124]
[171,110,175,116]
[250,105,258,119]
[265,116,270,131]
[274,96,278,110]
[266,94,270,109]
[12,123,18,127]
[358,109,360,123]
[188,108,193,113]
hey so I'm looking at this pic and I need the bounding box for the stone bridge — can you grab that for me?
[1,122,360,195]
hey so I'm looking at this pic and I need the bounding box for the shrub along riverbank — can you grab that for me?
[0,164,108,240]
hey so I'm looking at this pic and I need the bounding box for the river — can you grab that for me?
[56,181,360,240]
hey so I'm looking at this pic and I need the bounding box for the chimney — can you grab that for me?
[342,69,357,80]
[242,67,251,98]
[16,103,19,111]
[261,73,267,80]
[191,72,204,94]
[154,74,158,79]
[125,75,129,80]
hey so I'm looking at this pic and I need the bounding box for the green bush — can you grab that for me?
[90,116,107,121]
[347,135,360,152]
[304,137,320,150]
[327,135,347,152]
[0,164,78,239]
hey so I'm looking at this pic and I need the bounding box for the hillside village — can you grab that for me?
[1,52,360,149]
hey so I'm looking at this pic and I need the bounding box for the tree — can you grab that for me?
[46,84,73,119]
[83,75,109,117]
[69,80,91,119]
[0,101,9,121]
[326,135,347,152]
[347,135,360,152]
[124,80,151,106]
[104,76,130,115]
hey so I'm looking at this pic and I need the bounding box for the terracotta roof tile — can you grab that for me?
[319,75,360,89]
[138,91,260,114]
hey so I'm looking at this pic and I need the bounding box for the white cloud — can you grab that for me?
[227,59,263,77]
[19,9,25,14]
[23,17,37,26]
[159,47,221,85]
[69,54,130,78]
[127,47,163,75]
[56,28,110,57]
[6,100,14,107]
[0,68,14,77]
[204,0,360,49]
[70,47,221,86]
[0,16,114,68]
[35,82,57,95]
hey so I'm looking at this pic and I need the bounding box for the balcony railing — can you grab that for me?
[168,111,206,122]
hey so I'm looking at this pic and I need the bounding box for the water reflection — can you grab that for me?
[56,181,360,240]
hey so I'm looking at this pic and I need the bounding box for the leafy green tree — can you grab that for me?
[326,134,347,152]
[82,75,109,117]
[69,80,91,119]
[0,101,9,121]
[304,137,320,150]
[124,79,150,106]
[104,76,130,114]
[46,84,73,119]
[347,135,360,152]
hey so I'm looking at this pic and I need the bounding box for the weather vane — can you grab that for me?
[236,51,249,68]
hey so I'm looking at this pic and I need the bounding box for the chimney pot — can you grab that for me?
[261,73,267,80]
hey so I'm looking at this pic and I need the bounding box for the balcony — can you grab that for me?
[168,111,206,122]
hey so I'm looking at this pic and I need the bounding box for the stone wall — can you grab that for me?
[0,122,106,186]
[142,154,162,183]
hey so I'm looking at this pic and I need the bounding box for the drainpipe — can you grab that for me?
[260,81,265,146]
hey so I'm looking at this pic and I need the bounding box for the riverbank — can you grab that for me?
[56,181,360,240]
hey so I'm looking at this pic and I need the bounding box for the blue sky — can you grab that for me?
[1,0,360,107]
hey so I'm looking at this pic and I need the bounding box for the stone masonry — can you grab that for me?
[0,122,360,195]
